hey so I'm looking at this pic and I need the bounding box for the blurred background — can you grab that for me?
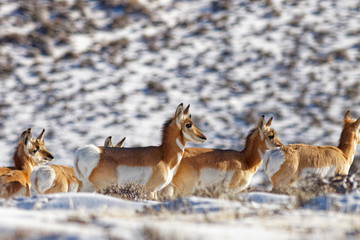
[0,0,359,186]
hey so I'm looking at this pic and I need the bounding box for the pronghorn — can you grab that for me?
[30,136,126,194]
[74,103,207,197]
[161,115,282,197]
[264,111,360,190]
[0,129,54,198]
[30,165,82,194]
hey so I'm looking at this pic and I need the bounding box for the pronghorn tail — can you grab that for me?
[30,166,56,194]
[263,147,284,180]
[74,144,100,192]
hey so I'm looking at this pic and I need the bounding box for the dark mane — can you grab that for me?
[338,121,355,150]
[13,142,34,171]
[243,127,258,147]
[161,116,175,144]
[13,143,22,169]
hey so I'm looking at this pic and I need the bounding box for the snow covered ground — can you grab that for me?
[1,0,360,239]
[1,192,360,239]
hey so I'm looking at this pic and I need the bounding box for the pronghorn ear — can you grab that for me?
[37,129,45,141]
[344,110,351,120]
[20,128,32,145]
[175,103,184,121]
[266,116,273,127]
[116,137,126,147]
[184,104,190,116]
[258,115,266,129]
[104,136,112,147]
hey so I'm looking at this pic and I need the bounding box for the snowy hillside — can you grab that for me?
[1,0,359,171]
[1,0,360,239]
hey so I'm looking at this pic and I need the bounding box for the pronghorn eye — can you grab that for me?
[33,146,39,153]
[185,123,192,128]
[268,135,274,140]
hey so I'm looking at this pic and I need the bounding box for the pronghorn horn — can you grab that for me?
[258,115,265,129]
[266,116,273,127]
[184,104,190,116]
[116,137,126,147]
[104,136,112,147]
[344,110,351,120]
[37,129,45,141]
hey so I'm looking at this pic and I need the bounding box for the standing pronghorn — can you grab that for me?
[30,136,126,194]
[0,129,54,198]
[161,115,282,197]
[74,103,207,196]
[264,111,360,190]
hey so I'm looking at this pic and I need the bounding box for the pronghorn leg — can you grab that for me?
[228,171,251,193]
[149,191,158,200]
[158,184,174,199]
[172,170,198,196]
[271,162,298,190]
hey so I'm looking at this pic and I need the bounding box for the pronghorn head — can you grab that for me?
[258,115,282,149]
[175,103,207,144]
[342,111,360,144]
[104,136,126,147]
[19,128,54,165]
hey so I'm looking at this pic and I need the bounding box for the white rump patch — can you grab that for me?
[116,166,152,186]
[301,165,336,179]
[264,148,285,178]
[198,168,234,188]
[30,165,56,194]
[74,144,100,192]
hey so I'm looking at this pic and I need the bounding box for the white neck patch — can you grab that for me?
[257,148,264,159]
[176,138,184,152]
[176,152,183,165]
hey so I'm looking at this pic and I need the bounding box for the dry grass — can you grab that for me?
[192,181,237,200]
[0,228,64,240]
[274,172,360,207]
[97,182,148,201]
